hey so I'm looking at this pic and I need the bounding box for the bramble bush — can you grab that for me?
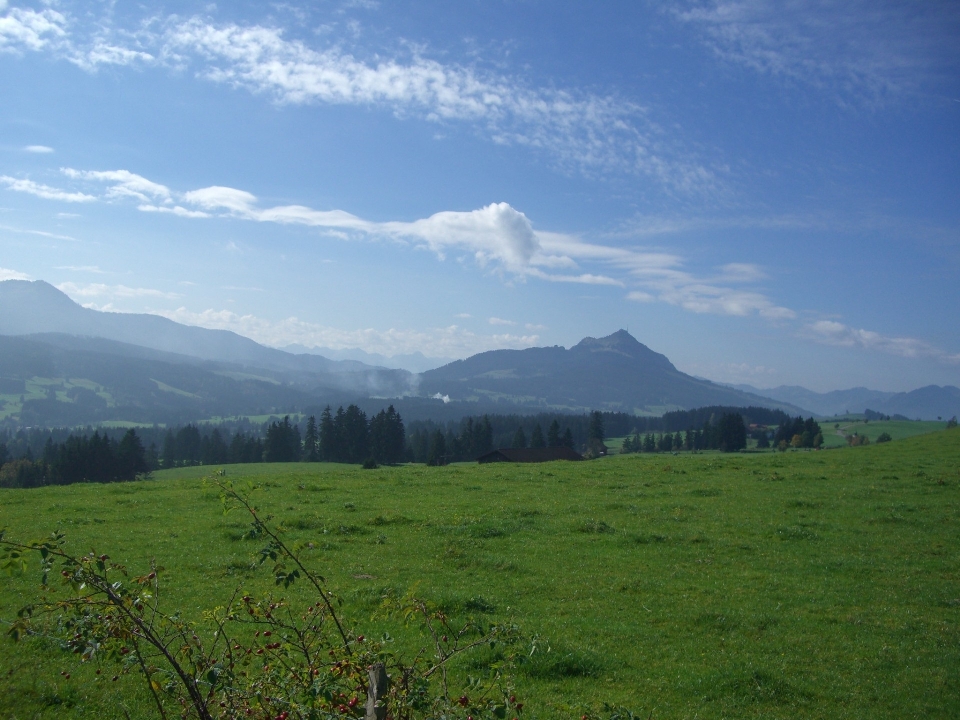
[1,474,639,719]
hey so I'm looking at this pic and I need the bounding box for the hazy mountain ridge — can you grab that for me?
[2,280,956,425]
[0,281,416,397]
[420,329,806,415]
[0,334,315,426]
[730,383,960,420]
[281,344,453,374]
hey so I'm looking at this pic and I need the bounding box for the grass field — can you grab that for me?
[818,419,948,448]
[2,431,959,718]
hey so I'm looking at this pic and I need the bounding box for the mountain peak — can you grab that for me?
[570,329,678,372]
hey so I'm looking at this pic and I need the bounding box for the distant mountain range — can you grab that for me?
[728,383,960,421]
[0,280,415,397]
[1,279,957,426]
[281,344,453,374]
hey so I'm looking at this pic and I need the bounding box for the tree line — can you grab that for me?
[620,412,748,453]
[772,416,823,450]
[0,429,149,488]
[407,415,579,465]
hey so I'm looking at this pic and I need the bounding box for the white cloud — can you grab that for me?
[3,9,714,188]
[0,175,96,202]
[138,203,210,218]
[182,184,540,273]
[182,185,258,214]
[488,317,516,326]
[0,266,30,281]
[0,223,76,241]
[673,1,959,103]
[25,166,798,322]
[0,4,67,53]
[62,168,171,203]
[802,320,959,363]
[151,306,541,359]
[57,282,181,301]
[527,269,624,286]
[54,265,104,273]
[24,145,53,153]
[161,17,711,187]
[69,42,153,71]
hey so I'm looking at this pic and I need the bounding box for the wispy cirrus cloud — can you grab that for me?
[0,175,95,202]
[674,0,960,103]
[0,3,714,189]
[57,281,181,301]
[0,223,76,241]
[153,306,539,359]
[160,18,713,187]
[802,320,960,364]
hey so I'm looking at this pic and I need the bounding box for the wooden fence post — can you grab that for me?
[365,662,389,720]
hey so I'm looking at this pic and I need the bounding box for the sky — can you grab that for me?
[1,0,959,393]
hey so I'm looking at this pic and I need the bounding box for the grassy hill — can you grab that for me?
[819,419,948,448]
[1,431,959,718]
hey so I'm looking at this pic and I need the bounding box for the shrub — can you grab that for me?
[876,432,893,444]
[0,479,526,720]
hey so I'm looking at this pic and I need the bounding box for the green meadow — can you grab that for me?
[2,431,959,718]
[818,419,948,448]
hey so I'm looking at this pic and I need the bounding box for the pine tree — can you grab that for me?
[588,411,605,442]
[530,423,546,448]
[428,430,446,466]
[512,426,527,449]
[162,429,177,469]
[547,420,561,447]
[303,415,319,462]
[319,406,336,462]
[116,429,148,479]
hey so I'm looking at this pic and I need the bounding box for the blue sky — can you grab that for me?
[1,0,958,392]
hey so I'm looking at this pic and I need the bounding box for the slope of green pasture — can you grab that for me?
[820,419,946,448]
[2,431,959,718]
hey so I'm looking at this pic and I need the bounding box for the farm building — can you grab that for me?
[477,447,584,463]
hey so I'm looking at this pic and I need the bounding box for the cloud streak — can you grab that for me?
[802,320,960,364]
[0,3,713,188]
[0,175,96,202]
[160,18,714,186]
[13,166,797,324]
[57,281,181,301]
[152,306,540,359]
[674,0,960,103]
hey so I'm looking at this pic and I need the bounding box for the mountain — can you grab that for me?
[0,333,319,427]
[420,329,804,415]
[731,383,960,421]
[282,344,453,374]
[0,280,415,397]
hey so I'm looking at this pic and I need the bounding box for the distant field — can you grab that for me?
[2,431,959,718]
[819,419,947,448]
